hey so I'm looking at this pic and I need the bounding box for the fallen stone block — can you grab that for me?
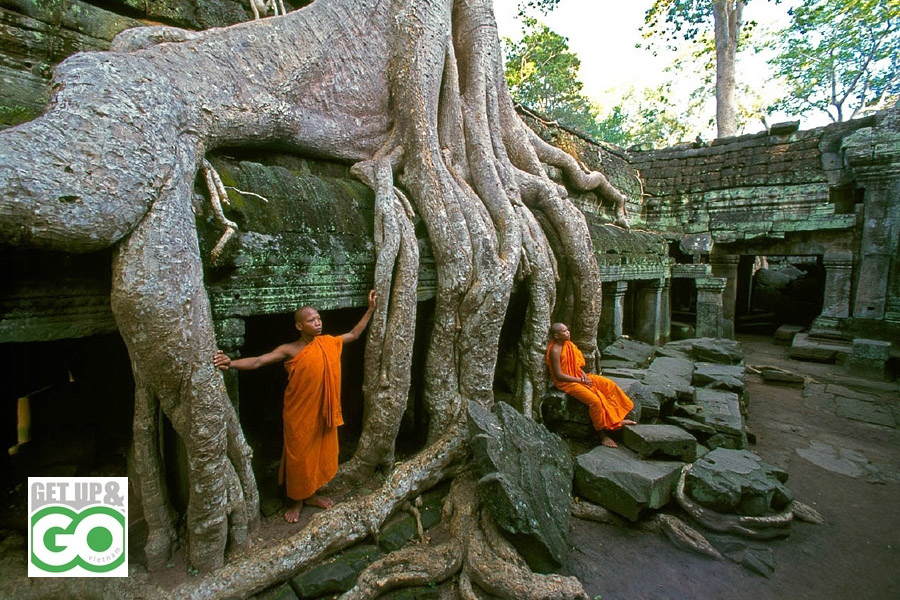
[789,333,850,364]
[574,446,683,521]
[692,338,743,365]
[694,388,745,442]
[599,359,642,371]
[649,355,695,382]
[623,424,698,462]
[706,433,746,450]
[773,324,804,345]
[634,372,683,412]
[685,448,792,517]
[622,381,661,421]
[751,365,805,386]
[847,338,892,380]
[290,544,382,598]
[257,582,298,600]
[647,356,696,402]
[654,344,693,361]
[601,367,646,380]
[666,338,743,365]
[601,337,656,368]
[468,401,573,573]
[541,390,594,439]
[664,415,717,442]
[693,363,745,394]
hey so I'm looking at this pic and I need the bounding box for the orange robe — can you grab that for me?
[546,340,634,431]
[279,335,344,500]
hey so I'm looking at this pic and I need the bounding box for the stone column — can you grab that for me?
[599,281,628,343]
[659,278,671,344]
[810,252,855,339]
[851,176,895,320]
[843,123,900,324]
[214,317,246,413]
[821,252,854,318]
[711,254,739,338]
[635,279,664,345]
[695,277,726,338]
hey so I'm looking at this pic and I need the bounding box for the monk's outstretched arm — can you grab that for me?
[214,346,292,371]
[342,290,377,344]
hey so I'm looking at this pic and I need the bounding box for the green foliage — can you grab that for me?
[643,0,717,46]
[768,0,900,122]
[503,17,604,138]
[515,0,561,17]
[642,0,762,50]
[595,105,632,147]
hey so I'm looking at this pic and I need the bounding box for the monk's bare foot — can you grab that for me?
[283,500,302,523]
[304,494,334,509]
[600,434,618,448]
[622,419,637,426]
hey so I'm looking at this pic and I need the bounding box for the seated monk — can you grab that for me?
[546,323,636,447]
[214,290,376,523]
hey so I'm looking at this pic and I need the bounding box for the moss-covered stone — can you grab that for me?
[376,489,444,553]
[289,544,382,598]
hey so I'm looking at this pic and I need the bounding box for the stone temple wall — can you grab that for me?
[0,0,898,356]
[629,112,900,347]
[630,119,867,244]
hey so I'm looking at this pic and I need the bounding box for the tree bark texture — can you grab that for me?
[0,0,630,594]
[713,0,743,139]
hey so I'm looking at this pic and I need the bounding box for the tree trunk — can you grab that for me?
[0,0,630,594]
[713,0,743,139]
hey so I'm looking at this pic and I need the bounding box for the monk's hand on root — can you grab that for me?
[214,350,231,371]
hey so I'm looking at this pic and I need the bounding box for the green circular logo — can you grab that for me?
[86,526,113,552]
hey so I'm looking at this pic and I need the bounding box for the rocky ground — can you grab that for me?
[569,334,900,600]
[2,334,898,599]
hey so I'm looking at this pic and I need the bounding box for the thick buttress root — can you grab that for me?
[340,474,589,600]
[0,0,635,588]
[339,0,616,492]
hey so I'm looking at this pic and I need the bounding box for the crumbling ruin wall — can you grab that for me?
[629,120,869,244]
[630,113,900,348]
[2,0,896,350]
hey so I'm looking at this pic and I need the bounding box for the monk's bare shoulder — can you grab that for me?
[277,341,305,359]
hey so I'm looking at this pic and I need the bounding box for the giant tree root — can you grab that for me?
[342,473,589,600]
[571,499,722,561]
[790,500,826,524]
[675,465,793,539]
[640,513,724,560]
[168,422,468,599]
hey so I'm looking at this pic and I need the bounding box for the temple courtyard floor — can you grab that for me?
[569,333,900,600]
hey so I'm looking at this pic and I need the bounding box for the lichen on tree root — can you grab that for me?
[0,0,633,594]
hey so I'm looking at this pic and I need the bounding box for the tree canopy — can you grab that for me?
[503,16,604,139]
[769,0,900,122]
[643,0,755,138]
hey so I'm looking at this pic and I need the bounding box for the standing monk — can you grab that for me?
[214,290,377,523]
[546,323,636,448]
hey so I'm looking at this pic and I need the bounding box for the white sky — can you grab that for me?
[492,0,827,135]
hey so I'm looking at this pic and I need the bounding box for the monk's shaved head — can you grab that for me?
[550,323,566,335]
[295,306,316,324]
